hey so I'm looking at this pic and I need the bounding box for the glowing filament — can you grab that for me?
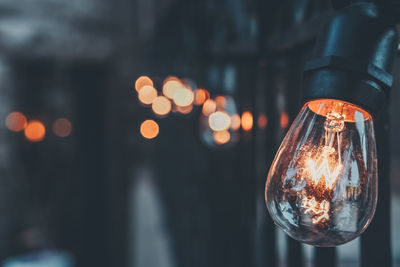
[307,157,341,190]
[302,197,330,224]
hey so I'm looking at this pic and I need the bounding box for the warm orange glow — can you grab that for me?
[194,88,209,106]
[25,120,46,142]
[280,112,289,129]
[163,76,180,83]
[52,118,72,137]
[202,99,216,116]
[213,130,230,145]
[208,111,231,131]
[307,99,372,122]
[302,197,330,224]
[140,120,159,139]
[230,114,241,130]
[138,85,157,105]
[163,78,182,99]
[307,158,342,190]
[241,111,253,131]
[135,76,153,92]
[6,111,27,132]
[257,113,268,129]
[177,104,193,114]
[152,96,171,116]
[173,87,194,107]
[215,96,226,109]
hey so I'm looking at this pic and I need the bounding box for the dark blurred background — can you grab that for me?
[0,0,399,267]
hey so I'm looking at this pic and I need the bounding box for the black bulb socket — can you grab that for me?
[302,2,398,117]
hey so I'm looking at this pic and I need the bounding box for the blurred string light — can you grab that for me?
[257,113,268,129]
[230,114,241,130]
[52,118,72,138]
[194,88,209,106]
[202,99,216,116]
[163,77,182,99]
[176,105,193,114]
[140,120,159,139]
[173,86,194,107]
[133,75,253,144]
[213,130,230,145]
[215,96,226,109]
[25,120,46,142]
[200,95,239,147]
[138,85,158,105]
[152,96,171,116]
[280,112,289,129]
[133,75,282,143]
[5,111,27,132]
[241,111,253,131]
[135,76,153,92]
[208,111,231,131]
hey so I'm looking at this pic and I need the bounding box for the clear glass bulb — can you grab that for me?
[265,99,377,246]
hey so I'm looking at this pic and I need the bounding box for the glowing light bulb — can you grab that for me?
[208,111,231,131]
[241,111,253,131]
[265,99,377,247]
[163,77,183,99]
[173,87,194,107]
[194,88,209,106]
[200,95,239,147]
[152,96,172,116]
[202,99,216,116]
[135,76,153,92]
[138,85,157,105]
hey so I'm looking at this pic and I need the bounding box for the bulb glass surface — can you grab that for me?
[265,99,377,246]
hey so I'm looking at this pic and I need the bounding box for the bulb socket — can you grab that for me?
[302,2,399,117]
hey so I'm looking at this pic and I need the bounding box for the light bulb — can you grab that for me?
[200,95,239,147]
[265,99,377,246]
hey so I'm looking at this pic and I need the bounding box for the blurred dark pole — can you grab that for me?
[361,101,392,266]
[262,64,278,267]
[315,247,336,267]
[10,57,56,255]
[237,59,257,267]
[256,0,277,265]
[69,62,110,267]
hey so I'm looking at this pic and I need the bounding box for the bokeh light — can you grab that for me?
[257,113,268,129]
[152,96,172,116]
[241,111,253,131]
[25,120,46,142]
[230,114,241,130]
[5,111,27,132]
[173,87,194,107]
[213,130,230,145]
[280,112,289,129]
[140,120,159,139]
[194,88,209,106]
[208,111,231,131]
[215,96,226,109]
[177,104,193,114]
[163,78,182,99]
[52,118,72,137]
[202,99,216,116]
[138,85,158,105]
[135,76,153,92]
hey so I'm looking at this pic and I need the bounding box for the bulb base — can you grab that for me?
[302,2,398,117]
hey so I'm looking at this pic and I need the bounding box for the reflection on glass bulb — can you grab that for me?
[200,95,239,147]
[265,99,377,247]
